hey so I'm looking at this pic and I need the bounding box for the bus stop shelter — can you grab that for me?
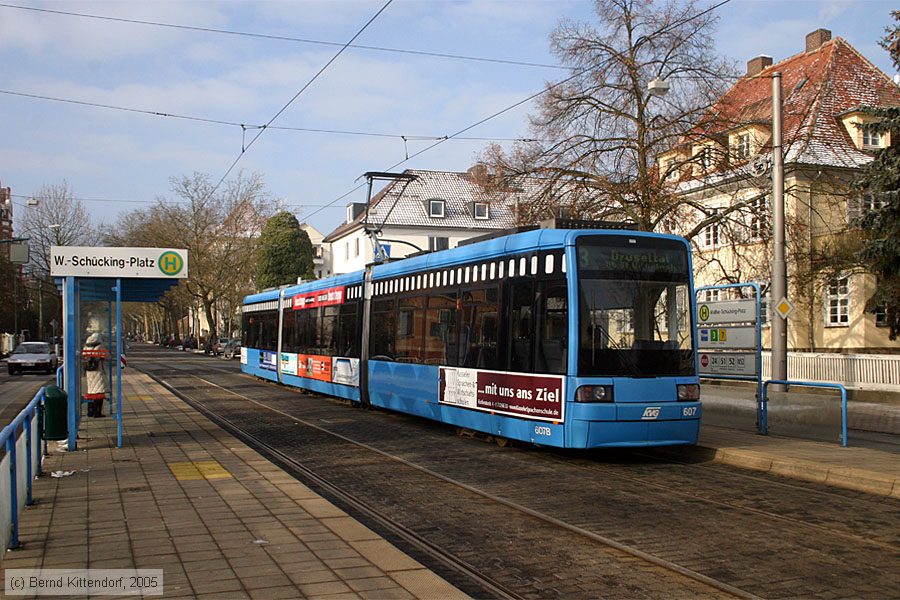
[51,246,188,451]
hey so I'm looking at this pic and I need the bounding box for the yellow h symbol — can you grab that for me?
[158,251,183,276]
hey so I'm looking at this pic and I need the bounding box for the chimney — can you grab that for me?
[747,55,773,77]
[806,28,832,52]
[467,163,489,181]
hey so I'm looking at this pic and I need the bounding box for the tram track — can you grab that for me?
[133,352,900,598]
[140,363,758,599]
[533,450,899,552]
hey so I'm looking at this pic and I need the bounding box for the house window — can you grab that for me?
[428,199,446,218]
[428,236,449,251]
[875,306,888,327]
[826,275,850,326]
[344,242,349,260]
[666,158,678,181]
[736,133,751,159]
[862,191,885,212]
[757,292,771,326]
[473,202,489,220]
[749,195,769,240]
[702,289,720,303]
[703,210,720,247]
[698,147,713,171]
[354,238,360,257]
[862,127,882,148]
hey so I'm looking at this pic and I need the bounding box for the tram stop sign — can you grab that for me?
[774,297,794,320]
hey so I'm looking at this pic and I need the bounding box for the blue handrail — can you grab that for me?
[762,380,848,447]
[0,386,46,549]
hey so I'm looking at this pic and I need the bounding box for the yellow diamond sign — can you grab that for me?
[775,297,794,320]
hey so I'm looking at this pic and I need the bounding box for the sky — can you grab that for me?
[1,0,897,239]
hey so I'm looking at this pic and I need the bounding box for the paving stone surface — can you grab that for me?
[0,371,468,600]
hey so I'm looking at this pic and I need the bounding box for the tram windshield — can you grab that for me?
[576,236,694,377]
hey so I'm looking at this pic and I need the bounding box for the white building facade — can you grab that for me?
[324,168,528,275]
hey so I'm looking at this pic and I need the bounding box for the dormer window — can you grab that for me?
[736,133,751,159]
[666,158,678,181]
[698,147,712,171]
[862,127,882,148]
[428,198,446,218]
[473,202,489,220]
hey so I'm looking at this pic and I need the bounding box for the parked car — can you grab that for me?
[7,342,58,375]
[223,339,241,359]
[203,338,230,356]
[181,336,198,351]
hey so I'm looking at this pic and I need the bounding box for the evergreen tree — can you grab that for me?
[855,11,900,338]
[256,212,314,289]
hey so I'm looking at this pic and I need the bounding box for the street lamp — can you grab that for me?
[648,77,670,97]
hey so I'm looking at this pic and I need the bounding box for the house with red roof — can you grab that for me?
[658,29,900,352]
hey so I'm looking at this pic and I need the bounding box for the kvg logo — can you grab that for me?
[641,407,661,420]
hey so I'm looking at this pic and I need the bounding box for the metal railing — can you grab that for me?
[762,380,848,447]
[0,387,45,551]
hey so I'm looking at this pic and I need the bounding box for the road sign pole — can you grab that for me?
[771,72,788,385]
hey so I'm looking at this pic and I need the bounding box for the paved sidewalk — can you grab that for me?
[696,425,900,497]
[0,371,468,600]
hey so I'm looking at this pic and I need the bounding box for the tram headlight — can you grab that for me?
[677,384,700,401]
[575,385,614,403]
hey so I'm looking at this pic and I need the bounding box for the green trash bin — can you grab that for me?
[44,385,68,441]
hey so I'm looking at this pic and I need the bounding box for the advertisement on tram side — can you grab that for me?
[280,352,298,375]
[292,286,345,310]
[332,357,360,387]
[439,367,565,422]
[259,350,278,372]
[298,354,332,381]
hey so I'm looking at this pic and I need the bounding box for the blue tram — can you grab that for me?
[241,228,701,448]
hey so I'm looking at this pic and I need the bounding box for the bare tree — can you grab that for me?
[108,172,274,341]
[483,0,738,231]
[19,181,99,275]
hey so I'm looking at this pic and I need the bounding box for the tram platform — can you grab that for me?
[694,425,900,497]
[0,370,468,600]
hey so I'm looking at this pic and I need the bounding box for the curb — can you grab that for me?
[699,444,900,498]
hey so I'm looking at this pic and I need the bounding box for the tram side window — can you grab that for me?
[370,297,396,360]
[246,310,278,352]
[535,282,567,374]
[460,286,500,370]
[425,292,458,366]
[241,313,254,348]
[508,281,534,373]
[282,308,296,353]
[396,296,426,363]
[295,308,318,354]
[321,306,339,355]
[337,302,359,357]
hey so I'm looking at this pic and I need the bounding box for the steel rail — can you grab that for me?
[145,366,760,600]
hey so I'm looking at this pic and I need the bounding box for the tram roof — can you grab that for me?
[370,228,687,280]
[242,228,689,305]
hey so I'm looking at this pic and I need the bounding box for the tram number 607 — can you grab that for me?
[682,407,698,417]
